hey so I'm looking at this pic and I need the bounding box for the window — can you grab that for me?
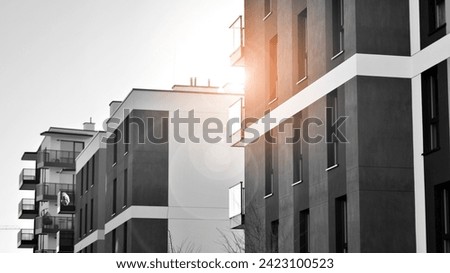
[422,66,440,153]
[89,244,93,253]
[61,141,84,161]
[327,90,339,169]
[123,169,128,208]
[85,161,89,192]
[91,155,95,186]
[269,35,278,103]
[430,0,446,31]
[299,209,310,253]
[297,9,308,82]
[112,229,116,253]
[270,220,279,253]
[79,209,83,239]
[442,187,450,252]
[437,185,450,252]
[90,198,94,231]
[332,0,344,57]
[293,114,303,184]
[265,132,274,197]
[61,140,85,153]
[336,196,348,253]
[112,179,117,215]
[113,130,118,165]
[124,222,128,253]
[124,116,130,154]
[80,168,84,196]
[84,203,87,236]
[264,0,272,19]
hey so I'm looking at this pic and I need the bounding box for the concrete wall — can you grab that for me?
[243,0,416,253]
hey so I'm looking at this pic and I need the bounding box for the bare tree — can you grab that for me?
[216,228,245,253]
[167,230,201,253]
[216,203,266,253]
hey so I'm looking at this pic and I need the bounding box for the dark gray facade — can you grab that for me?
[242,0,420,253]
[104,109,169,253]
[75,147,107,253]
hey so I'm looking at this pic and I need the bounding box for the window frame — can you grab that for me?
[297,9,308,84]
[263,0,272,20]
[112,178,117,216]
[429,0,446,33]
[268,35,278,105]
[422,66,441,154]
[336,195,348,253]
[332,0,345,59]
[292,113,303,186]
[326,90,339,170]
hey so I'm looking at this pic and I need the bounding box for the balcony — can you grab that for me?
[229,182,245,229]
[19,168,38,190]
[37,149,80,170]
[57,190,75,214]
[18,198,38,219]
[230,16,245,66]
[35,249,56,253]
[56,231,74,253]
[36,183,73,202]
[17,229,37,248]
[35,216,74,235]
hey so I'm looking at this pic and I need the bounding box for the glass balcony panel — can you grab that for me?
[17,229,37,248]
[36,183,74,201]
[19,168,38,190]
[37,149,80,169]
[35,216,74,234]
[229,16,245,66]
[229,182,245,229]
[18,198,38,219]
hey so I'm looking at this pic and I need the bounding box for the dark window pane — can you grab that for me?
[269,35,278,102]
[300,210,310,253]
[336,196,348,253]
[298,9,308,81]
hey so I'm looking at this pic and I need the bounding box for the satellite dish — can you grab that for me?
[60,192,70,206]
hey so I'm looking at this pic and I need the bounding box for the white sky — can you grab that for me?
[0,0,243,253]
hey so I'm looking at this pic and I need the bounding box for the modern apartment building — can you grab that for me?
[18,125,96,252]
[229,0,450,252]
[73,84,245,253]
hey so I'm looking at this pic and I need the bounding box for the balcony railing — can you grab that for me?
[57,190,75,214]
[230,15,245,66]
[35,249,56,253]
[17,229,37,248]
[229,182,245,229]
[19,168,38,190]
[37,149,80,169]
[56,231,74,253]
[35,216,74,234]
[36,183,74,202]
[228,98,245,147]
[18,198,38,219]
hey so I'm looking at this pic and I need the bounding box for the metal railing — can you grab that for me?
[20,168,36,181]
[35,216,74,232]
[230,15,244,54]
[37,149,80,166]
[35,249,56,253]
[36,183,74,200]
[18,198,36,215]
[17,229,35,243]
